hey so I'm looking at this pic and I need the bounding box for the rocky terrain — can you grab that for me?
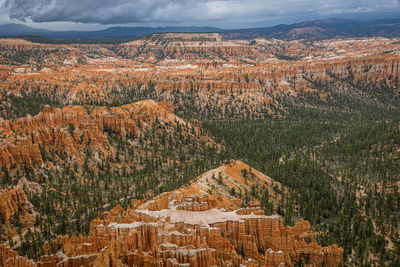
[0,161,343,267]
[0,99,224,259]
[0,35,399,120]
[0,187,36,250]
[0,100,184,174]
[0,188,32,223]
[120,33,254,61]
[0,33,398,266]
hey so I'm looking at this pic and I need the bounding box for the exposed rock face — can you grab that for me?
[0,66,12,79]
[0,39,50,51]
[1,35,389,266]
[0,188,29,222]
[0,161,343,266]
[0,186,38,246]
[0,100,189,174]
[0,244,36,267]
[0,187,35,240]
[1,36,398,120]
[16,178,43,195]
[121,33,257,61]
[139,160,286,212]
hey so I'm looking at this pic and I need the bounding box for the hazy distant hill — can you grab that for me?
[0,18,400,41]
[0,23,47,35]
[0,24,221,41]
[221,18,400,39]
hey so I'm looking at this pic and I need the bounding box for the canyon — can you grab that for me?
[0,188,31,223]
[0,35,399,120]
[0,100,184,172]
[0,33,398,266]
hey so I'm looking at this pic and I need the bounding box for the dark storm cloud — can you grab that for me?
[3,0,400,25]
[5,0,191,24]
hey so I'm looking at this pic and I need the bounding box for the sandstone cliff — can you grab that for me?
[0,187,35,241]
[121,33,259,62]
[0,161,343,267]
[0,188,30,223]
[0,100,201,177]
[1,36,398,120]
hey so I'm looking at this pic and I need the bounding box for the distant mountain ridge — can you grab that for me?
[0,24,47,35]
[0,24,221,41]
[0,17,400,41]
[221,18,400,39]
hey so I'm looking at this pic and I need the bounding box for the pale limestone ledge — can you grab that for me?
[106,221,157,229]
[102,209,280,229]
[132,208,280,227]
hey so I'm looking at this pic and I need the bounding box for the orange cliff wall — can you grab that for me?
[1,38,398,112]
[0,100,179,171]
[0,194,343,267]
[0,188,28,222]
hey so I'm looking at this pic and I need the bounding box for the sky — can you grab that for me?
[0,0,400,30]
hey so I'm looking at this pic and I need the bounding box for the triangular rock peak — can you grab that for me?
[0,161,343,266]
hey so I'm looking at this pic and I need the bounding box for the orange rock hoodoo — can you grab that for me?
[1,36,398,120]
[0,100,181,172]
[0,188,29,222]
[3,34,384,267]
[0,161,343,267]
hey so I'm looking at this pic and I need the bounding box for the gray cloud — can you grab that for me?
[3,0,400,26]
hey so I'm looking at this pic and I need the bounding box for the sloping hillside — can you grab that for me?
[0,161,343,267]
